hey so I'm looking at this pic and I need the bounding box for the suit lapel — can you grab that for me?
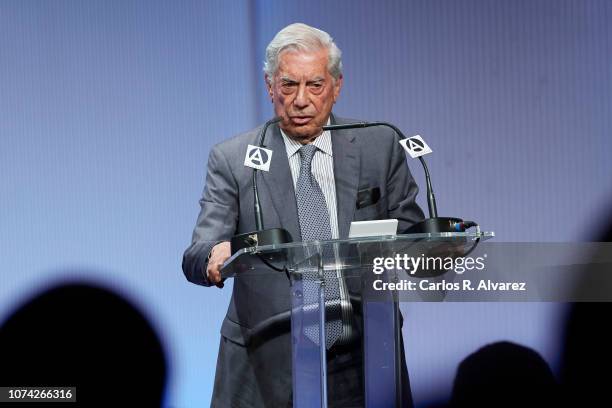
[331,116,360,239]
[260,124,301,241]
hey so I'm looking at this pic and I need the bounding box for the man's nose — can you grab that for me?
[293,84,309,109]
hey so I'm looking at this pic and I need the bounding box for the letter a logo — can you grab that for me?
[399,135,433,158]
[244,145,273,171]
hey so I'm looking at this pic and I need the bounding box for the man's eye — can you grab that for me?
[307,84,322,94]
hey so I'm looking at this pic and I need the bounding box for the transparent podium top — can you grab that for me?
[222,231,494,279]
[219,231,494,408]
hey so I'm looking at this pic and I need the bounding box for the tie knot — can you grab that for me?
[299,144,318,168]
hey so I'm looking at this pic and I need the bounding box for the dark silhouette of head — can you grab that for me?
[561,220,612,406]
[450,341,557,408]
[0,282,167,406]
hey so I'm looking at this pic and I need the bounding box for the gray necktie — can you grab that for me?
[295,144,342,349]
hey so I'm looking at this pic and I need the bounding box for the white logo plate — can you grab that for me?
[400,135,433,158]
[244,145,273,171]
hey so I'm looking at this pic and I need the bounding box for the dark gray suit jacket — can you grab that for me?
[182,115,424,407]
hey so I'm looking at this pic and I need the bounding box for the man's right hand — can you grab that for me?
[207,241,231,288]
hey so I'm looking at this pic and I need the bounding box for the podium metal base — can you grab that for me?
[231,228,292,254]
[404,217,464,234]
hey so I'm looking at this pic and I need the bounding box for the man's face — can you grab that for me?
[266,48,343,143]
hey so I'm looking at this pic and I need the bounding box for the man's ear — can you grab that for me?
[333,74,343,103]
[264,74,273,100]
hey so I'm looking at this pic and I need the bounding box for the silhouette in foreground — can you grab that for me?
[561,220,612,407]
[450,341,557,408]
[0,282,167,406]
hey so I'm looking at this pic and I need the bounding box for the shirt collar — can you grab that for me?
[280,117,333,158]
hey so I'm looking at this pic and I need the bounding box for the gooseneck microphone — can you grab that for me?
[322,121,477,234]
[253,117,281,230]
[231,117,292,253]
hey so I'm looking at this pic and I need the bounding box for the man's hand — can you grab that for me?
[207,241,231,288]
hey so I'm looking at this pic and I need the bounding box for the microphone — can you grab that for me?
[254,117,281,230]
[231,117,292,253]
[323,121,476,234]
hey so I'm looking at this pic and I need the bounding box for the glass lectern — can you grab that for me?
[222,231,494,407]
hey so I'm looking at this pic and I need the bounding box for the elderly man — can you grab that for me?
[183,23,424,407]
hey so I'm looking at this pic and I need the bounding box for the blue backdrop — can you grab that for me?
[1,1,610,406]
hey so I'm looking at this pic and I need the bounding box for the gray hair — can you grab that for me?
[264,23,343,84]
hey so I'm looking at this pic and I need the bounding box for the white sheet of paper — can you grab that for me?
[348,219,398,238]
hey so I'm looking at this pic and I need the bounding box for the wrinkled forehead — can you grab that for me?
[275,48,330,79]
